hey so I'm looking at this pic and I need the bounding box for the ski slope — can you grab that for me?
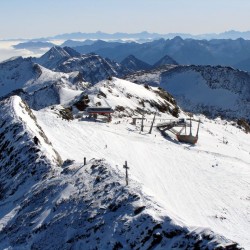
[1,96,240,249]
[35,108,250,248]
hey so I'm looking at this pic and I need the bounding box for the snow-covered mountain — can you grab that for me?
[35,46,128,84]
[0,93,247,249]
[35,46,81,69]
[0,57,39,97]
[0,49,250,249]
[0,56,88,109]
[126,65,250,121]
[55,53,121,84]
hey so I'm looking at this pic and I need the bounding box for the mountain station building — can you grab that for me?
[86,107,114,122]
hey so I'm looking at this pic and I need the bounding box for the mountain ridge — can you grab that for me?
[0,56,88,109]
[72,38,250,67]
[125,64,250,121]
[9,38,250,72]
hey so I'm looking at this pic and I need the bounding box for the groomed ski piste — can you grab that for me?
[0,77,249,249]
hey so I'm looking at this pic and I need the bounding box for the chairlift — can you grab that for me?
[157,117,201,144]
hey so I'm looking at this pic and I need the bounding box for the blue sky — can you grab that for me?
[0,0,250,39]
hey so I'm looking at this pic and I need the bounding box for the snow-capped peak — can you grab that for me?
[35,46,77,70]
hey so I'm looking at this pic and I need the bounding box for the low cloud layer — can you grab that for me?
[0,41,48,62]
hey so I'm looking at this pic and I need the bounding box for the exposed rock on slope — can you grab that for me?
[74,77,180,117]
[0,135,240,249]
[126,65,250,121]
[56,53,120,84]
[0,96,61,200]
[0,57,87,109]
[125,65,178,86]
[0,57,39,97]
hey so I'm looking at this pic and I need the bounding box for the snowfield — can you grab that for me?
[35,105,250,248]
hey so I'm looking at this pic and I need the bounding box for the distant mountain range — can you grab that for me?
[4,30,250,41]
[11,37,250,72]
[51,30,250,40]
[71,37,250,67]
[13,41,55,50]
[34,46,179,82]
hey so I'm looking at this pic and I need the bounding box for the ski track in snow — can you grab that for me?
[34,108,250,248]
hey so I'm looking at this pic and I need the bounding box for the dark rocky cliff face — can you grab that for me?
[0,96,61,200]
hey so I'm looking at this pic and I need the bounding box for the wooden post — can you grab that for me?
[84,157,86,165]
[196,119,201,137]
[149,111,157,134]
[123,161,129,186]
[141,109,145,132]
[189,118,192,136]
